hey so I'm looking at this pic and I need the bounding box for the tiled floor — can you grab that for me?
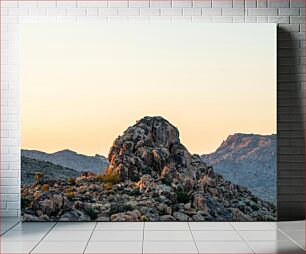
[0,218,304,253]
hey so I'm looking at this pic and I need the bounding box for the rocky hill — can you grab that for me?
[21,156,81,186]
[21,116,276,222]
[201,133,276,203]
[22,149,109,175]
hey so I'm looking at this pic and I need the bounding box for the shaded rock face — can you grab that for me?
[201,133,276,203]
[107,116,192,181]
[21,116,276,222]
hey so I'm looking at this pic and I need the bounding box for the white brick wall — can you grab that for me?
[0,0,305,218]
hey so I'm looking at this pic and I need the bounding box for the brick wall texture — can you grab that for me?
[0,0,305,220]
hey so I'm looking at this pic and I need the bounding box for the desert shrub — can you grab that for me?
[65,192,75,201]
[176,187,189,204]
[84,207,98,220]
[65,186,74,193]
[41,184,49,192]
[140,215,149,221]
[103,182,113,191]
[67,177,75,184]
[21,196,33,209]
[129,188,140,196]
[34,172,44,181]
[161,177,171,186]
[102,172,120,184]
[95,174,104,182]
[110,203,133,215]
[251,203,260,211]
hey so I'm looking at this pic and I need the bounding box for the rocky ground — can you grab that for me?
[21,116,276,222]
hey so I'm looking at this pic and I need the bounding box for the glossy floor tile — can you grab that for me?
[52,222,96,231]
[238,230,291,241]
[193,230,243,241]
[143,241,198,253]
[90,230,143,241]
[1,230,48,242]
[231,222,276,231]
[42,230,92,242]
[248,240,305,253]
[144,221,190,231]
[95,221,144,231]
[11,222,55,231]
[32,241,88,253]
[0,241,37,253]
[144,230,193,241]
[0,218,304,253]
[85,241,143,253]
[196,241,253,253]
[189,222,234,231]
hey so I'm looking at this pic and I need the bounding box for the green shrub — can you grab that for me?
[85,207,98,220]
[140,215,149,221]
[67,177,75,184]
[21,196,33,209]
[176,187,189,204]
[95,174,104,182]
[65,192,75,201]
[104,182,113,191]
[102,172,120,184]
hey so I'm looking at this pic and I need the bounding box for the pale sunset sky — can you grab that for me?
[21,23,276,156]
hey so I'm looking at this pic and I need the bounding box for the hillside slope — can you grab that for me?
[201,133,276,203]
[21,149,109,174]
[21,156,81,186]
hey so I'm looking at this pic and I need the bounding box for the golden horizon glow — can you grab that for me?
[21,23,276,156]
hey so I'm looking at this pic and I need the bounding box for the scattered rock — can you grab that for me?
[22,116,276,222]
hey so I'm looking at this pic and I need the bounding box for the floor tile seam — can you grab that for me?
[142,220,145,254]
[0,220,21,236]
[229,222,256,254]
[83,222,98,254]
[29,221,58,254]
[187,222,200,254]
[276,227,305,250]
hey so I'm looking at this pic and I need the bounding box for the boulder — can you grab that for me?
[111,210,141,221]
[32,191,72,216]
[173,212,191,221]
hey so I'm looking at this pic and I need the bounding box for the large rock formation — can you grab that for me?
[21,116,276,222]
[104,116,276,221]
[107,116,192,181]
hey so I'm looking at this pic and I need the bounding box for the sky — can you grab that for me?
[21,23,276,156]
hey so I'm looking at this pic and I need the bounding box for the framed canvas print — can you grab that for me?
[21,23,277,222]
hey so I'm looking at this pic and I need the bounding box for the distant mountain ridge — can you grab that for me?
[21,156,80,186]
[201,133,276,203]
[21,149,109,175]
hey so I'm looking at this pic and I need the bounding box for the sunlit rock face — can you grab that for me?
[107,116,193,181]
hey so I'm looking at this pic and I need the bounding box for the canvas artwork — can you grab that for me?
[21,23,277,222]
